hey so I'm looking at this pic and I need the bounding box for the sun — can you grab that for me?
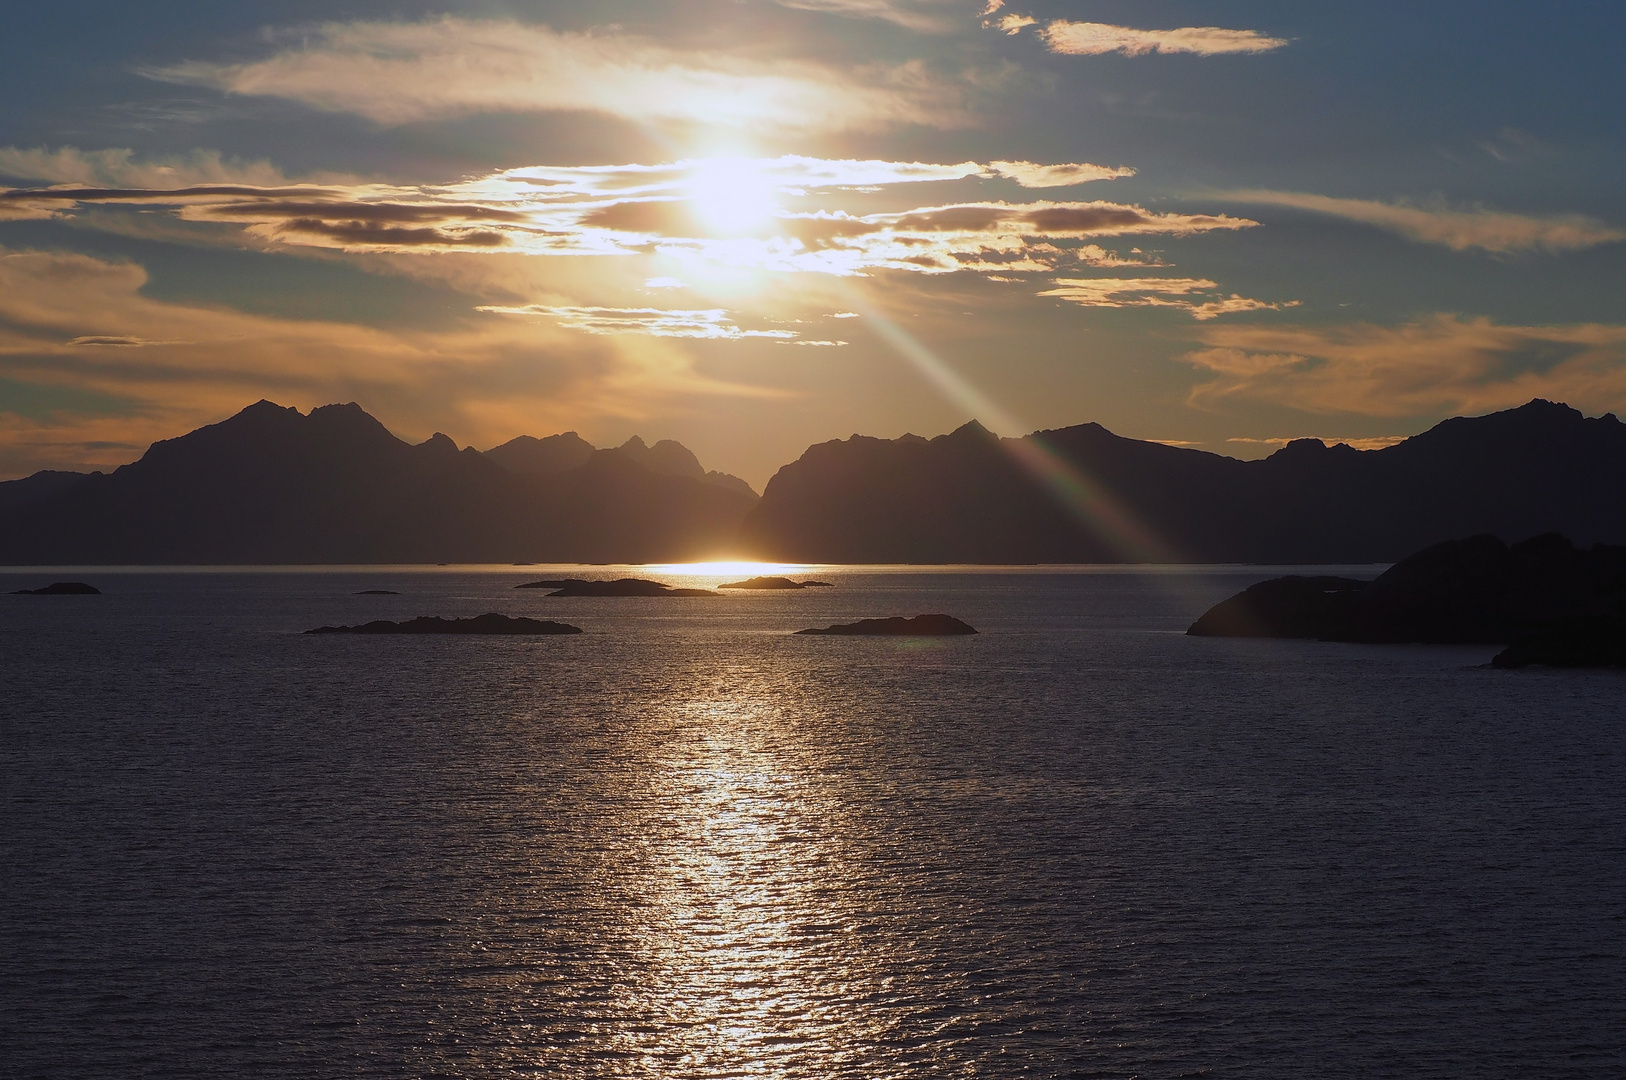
[687,158,779,235]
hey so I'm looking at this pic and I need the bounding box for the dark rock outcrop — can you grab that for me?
[541,578,716,597]
[1491,618,1626,669]
[718,576,834,589]
[355,590,399,595]
[1189,533,1626,667]
[1186,576,1367,638]
[304,613,582,635]
[11,581,101,595]
[796,614,977,636]
[740,400,1626,563]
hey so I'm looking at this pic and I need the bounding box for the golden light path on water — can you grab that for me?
[531,670,988,1078]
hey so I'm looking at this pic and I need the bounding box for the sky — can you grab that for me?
[2,1,1623,486]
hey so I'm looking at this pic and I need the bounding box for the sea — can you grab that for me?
[3,566,1623,1079]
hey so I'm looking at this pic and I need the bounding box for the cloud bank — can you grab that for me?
[147,18,958,132]
[2,155,1243,282]
[1184,315,1626,416]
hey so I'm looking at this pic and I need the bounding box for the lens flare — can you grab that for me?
[839,286,1181,564]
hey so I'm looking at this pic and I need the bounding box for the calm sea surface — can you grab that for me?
[3,567,1623,1079]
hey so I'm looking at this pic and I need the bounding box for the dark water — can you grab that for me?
[3,567,1623,1079]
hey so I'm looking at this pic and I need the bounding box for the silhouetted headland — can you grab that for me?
[356,589,399,595]
[718,576,834,589]
[1189,533,1626,668]
[797,614,978,636]
[305,613,582,635]
[11,581,100,595]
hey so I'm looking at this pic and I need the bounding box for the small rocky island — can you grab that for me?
[718,576,834,589]
[796,614,978,636]
[12,581,100,594]
[355,589,399,595]
[305,613,582,635]
[1189,533,1626,668]
[514,577,716,597]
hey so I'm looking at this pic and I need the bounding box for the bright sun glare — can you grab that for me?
[688,159,779,234]
[644,561,813,578]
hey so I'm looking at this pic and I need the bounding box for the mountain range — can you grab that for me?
[740,399,1626,563]
[1,398,1623,564]
[0,401,756,563]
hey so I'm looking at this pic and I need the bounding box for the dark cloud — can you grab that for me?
[274,219,508,247]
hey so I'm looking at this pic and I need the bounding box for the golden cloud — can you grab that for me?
[1039,277,1294,320]
[477,305,803,341]
[2,156,1244,279]
[1038,21,1288,56]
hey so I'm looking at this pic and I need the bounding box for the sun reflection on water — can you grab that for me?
[597,692,913,1076]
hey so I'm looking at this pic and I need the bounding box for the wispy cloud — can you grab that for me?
[146,17,959,132]
[1219,190,1624,253]
[1039,277,1294,320]
[1183,315,1626,415]
[1226,435,1408,451]
[985,13,1036,35]
[771,0,961,32]
[478,305,801,340]
[986,160,1135,187]
[1038,21,1288,56]
[0,145,337,188]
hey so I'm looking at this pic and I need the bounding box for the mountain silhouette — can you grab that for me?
[4,398,1622,565]
[0,401,757,564]
[738,400,1626,563]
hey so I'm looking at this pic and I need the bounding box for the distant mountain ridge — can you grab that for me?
[3,398,1622,564]
[482,432,754,497]
[0,401,756,564]
[738,400,1626,563]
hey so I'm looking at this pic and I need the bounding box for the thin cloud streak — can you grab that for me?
[478,305,801,341]
[1227,435,1408,451]
[1183,315,1626,416]
[771,0,960,32]
[1036,21,1288,56]
[1040,277,1294,320]
[1220,190,1625,253]
[146,17,961,131]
